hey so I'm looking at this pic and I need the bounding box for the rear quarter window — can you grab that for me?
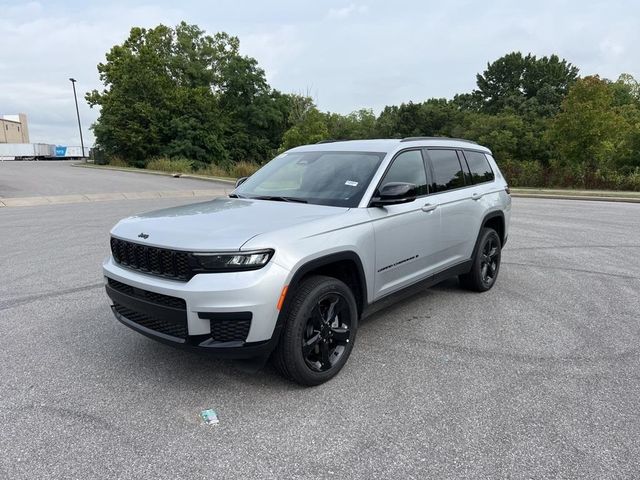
[463,151,495,184]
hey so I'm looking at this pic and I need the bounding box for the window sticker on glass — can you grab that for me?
[345,180,359,186]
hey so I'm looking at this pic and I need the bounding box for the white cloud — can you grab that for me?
[327,4,369,19]
[599,39,625,59]
[241,26,305,84]
[1,0,639,146]
[0,1,185,146]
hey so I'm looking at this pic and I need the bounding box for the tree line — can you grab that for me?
[87,22,640,190]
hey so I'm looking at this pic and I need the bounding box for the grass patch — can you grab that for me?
[146,157,193,174]
[196,163,231,178]
[230,161,260,178]
[106,154,258,179]
[108,156,129,168]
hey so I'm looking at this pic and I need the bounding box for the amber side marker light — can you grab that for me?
[277,285,289,310]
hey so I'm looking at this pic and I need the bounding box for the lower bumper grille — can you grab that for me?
[108,278,186,309]
[198,312,252,343]
[113,303,188,339]
[210,319,251,342]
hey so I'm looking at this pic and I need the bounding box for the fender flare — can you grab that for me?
[285,251,368,310]
[270,251,368,344]
[470,210,506,261]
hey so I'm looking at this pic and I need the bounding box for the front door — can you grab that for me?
[368,149,444,300]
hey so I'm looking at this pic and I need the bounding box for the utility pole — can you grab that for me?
[69,78,86,161]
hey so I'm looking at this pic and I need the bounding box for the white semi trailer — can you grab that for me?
[0,143,89,160]
[0,143,54,160]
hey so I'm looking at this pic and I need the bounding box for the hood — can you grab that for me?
[111,197,348,251]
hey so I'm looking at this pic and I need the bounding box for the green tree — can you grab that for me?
[374,99,460,138]
[86,22,287,166]
[278,95,332,150]
[475,52,579,116]
[548,75,630,170]
[325,109,377,140]
[453,113,524,162]
[217,54,290,163]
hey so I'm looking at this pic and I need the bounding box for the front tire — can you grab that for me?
[460,227,502,292]
[273,275,358,386]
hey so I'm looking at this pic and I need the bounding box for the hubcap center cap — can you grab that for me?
[321,324,331,339]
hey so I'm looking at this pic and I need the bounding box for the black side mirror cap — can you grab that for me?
[370,182,417,207]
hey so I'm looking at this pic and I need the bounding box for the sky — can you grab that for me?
[1,0,638,146]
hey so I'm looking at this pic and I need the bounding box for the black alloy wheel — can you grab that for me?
[302,293,352,372]
[459,227,502,292]
[480,234,500,288]
[272,275,358,386]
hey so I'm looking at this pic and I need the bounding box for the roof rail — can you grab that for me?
[400,136,478,145]
[316,139,338,144]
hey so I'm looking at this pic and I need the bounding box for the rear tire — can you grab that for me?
[272,275,358,386]
[459,227,502,292]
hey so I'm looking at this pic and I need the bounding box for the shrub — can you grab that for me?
[146,157,193,173]
[108,156,129,168]
[497,159,545,187]
[197,163,230,178]
[231,161,260,178]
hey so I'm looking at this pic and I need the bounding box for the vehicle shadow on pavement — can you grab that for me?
[110,278,464,390]
[359,277,460,327]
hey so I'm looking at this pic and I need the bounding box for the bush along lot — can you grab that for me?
[87,23,640,191]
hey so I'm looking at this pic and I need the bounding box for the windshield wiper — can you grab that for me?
[228,193,244,198]
[250,195,308,203]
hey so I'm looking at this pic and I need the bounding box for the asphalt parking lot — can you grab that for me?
[1,162,639,479]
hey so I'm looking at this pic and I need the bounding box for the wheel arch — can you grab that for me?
[471,210,506,260]
[282,251,368,319]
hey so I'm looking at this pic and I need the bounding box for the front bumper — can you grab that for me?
[103,255,289,358]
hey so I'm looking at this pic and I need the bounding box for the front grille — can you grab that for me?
[110,237,192,281]
[113,303,188,339]
[210,319,251,342]
[107,278,186,309]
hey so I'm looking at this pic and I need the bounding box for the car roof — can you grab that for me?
[288,138,491,154]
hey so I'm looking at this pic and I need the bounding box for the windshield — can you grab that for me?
[233,151,386,207]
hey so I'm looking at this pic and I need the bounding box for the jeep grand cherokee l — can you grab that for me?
[104,137,511,385]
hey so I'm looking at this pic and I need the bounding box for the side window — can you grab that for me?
[428,149,465,192]
[463,150,495,184]
[379,150,428,196]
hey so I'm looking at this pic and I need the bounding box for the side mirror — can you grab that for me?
[235,176,248,188]
[370,182,417,207]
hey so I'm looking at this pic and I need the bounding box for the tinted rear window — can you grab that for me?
[464,151,495,183]
[429,149,465,192]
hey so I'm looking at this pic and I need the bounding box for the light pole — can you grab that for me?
[69,78,86,161]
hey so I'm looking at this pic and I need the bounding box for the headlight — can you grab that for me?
[191,249,274,272]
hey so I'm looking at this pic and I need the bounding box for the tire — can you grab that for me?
[459,227,502,292]
[272,275,358,386]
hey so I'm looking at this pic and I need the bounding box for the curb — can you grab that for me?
[68,164,640,204]
[511,193,640,204]
[71,163,236,184]
[0,189,228,208]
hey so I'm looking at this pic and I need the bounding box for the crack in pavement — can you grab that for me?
[0,189,227,208]
[507,244,640,251]
[502,261,640,280]
[0,283,104,312]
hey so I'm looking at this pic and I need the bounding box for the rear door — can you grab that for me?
[424,148,484,266]
[369,149,443,299]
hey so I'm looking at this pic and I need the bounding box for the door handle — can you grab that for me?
[471,192,482,201]
[421,203,438,213]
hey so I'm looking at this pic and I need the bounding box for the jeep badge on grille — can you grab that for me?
[138,233,149,239]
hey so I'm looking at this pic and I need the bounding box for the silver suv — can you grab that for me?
[104,138,511,385]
